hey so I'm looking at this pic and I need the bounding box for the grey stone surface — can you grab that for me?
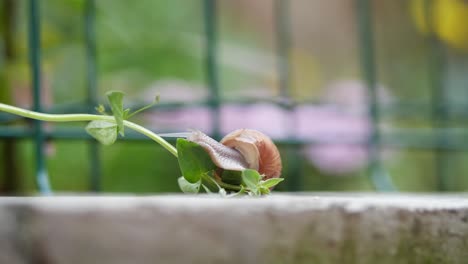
[0,194,467,264]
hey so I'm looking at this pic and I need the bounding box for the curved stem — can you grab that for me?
[0,103,178,157]
[217,180,242,191]
[201,173,242,191]
[123,121,177,157]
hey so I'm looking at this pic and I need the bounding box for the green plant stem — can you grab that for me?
[0,102,178,157]
[201,173,241,191]
[126,101,158,119]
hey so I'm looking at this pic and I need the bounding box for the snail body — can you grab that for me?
[187,129,282,180]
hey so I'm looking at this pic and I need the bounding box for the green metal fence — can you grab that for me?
[0,0,457,194]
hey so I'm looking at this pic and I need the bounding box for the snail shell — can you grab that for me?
[187,129,282,180]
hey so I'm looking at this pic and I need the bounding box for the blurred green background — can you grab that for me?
[1,0,468,194]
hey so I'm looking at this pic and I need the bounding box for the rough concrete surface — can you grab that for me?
[0,193,467,264]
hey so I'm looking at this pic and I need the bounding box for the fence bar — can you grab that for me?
[275,0,291,100]
[356,0,395,191]
[274,0,301,191]
[85,0,100,192]
[28,0,52,194]
[424,0,449,191]
[5,126,468,151]
[203,0,221,138]
[1,0,20,193]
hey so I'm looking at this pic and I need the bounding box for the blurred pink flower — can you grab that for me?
[145,107,214,133]
[304,144,369,174]
[220,103,288,138]
[295,105,371,174]
[299,80,392,175]
[142,79,212,131]
[295,105,370,141]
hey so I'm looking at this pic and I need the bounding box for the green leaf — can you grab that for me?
[259,186,271,195]
[176,138,217,183]
[260,178,284,189]
[178,177,201,194]
[242,169,261,190]
[106,90,125,136]
[85,121,118,146]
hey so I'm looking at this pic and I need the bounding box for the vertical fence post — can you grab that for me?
[274,0,301,191]
[424,0,449,191]
[275,0,290,100]
[85,0,100,192]
[1,0,20,193]
[203,0,221,139]
[28,0,52,194]
[356,0,396,191]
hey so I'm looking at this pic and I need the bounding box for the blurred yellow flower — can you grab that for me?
[411,0,468,52]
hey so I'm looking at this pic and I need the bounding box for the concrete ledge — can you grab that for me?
[1,194,468,264]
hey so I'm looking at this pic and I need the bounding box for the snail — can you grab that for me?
[186,129,282,180]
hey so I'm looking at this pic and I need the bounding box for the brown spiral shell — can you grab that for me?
[220,129,282,180]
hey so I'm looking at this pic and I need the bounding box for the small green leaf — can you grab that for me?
[106,90,125,136]
[85,121,118,146]
[178,177,201,194]
[242,169,261,190]
[176,138,217,183]
[95,104,107,115]
[260,178,284,189]
[259,186,271,195]
[123,108,131,119]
